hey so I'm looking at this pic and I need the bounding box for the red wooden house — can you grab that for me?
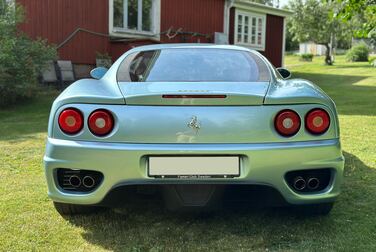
[17,0,291,77]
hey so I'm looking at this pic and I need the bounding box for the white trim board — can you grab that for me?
[234,0,292,17]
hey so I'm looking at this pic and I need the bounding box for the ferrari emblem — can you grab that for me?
[187,116,201,133]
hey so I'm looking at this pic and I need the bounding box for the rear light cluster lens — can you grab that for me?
[274,108,330,137]
[88,109,114,136]
[58,108,114,137]
[305,109,330,134]
[58,108,83,134]
[274,110,301,137]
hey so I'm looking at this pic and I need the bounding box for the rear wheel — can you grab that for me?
[53,202,103,215]
[292,202,334,216]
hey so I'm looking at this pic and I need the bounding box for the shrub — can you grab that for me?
[0,4,56,107]
[371,60,376,67]
[300,53,314,62]
[369,56,376,67]
[345,43,370,62]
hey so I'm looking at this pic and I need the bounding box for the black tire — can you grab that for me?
[53,202,103,215]
[292,202,334,216]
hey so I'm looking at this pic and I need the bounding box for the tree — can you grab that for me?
[285,19,299,51]
[288,0,348,65]
[0,3,56,107]
[335,0,376,46]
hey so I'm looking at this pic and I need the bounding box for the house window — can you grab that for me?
[112,0,159,35]
[235,11,266,51]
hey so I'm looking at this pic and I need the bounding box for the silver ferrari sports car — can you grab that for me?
[44,44,344,215]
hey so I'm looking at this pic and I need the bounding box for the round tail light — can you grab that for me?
[305,108,330,134]
[274,109,301,137]
[58,108,84,135]
[88,109,114,136]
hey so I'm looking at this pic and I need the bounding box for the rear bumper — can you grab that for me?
[44,138,344,205]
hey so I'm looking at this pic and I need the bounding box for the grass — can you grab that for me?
[0,55,375,251]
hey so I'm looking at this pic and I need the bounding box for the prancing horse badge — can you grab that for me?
[187,116,201,134]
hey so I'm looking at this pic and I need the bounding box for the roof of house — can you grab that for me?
[233,0,293,17]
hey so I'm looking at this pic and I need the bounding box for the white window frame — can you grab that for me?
[109,0,160,40]
[234,10,266,51]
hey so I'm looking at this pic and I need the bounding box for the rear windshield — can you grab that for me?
[117,48,270,82]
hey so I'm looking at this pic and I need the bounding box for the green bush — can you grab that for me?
[345,43,370,62]
[0,4,56,107]
[371,61,376,67]
[369,56,376,67]
[300,53,314,62]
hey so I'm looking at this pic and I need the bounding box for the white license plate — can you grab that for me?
[148,156,240,178]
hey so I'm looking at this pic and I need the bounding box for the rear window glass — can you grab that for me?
[117,48,270,82]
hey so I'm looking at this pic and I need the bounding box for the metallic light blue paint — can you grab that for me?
[44,44,344,206]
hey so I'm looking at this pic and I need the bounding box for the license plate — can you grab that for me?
[148,156,240,178]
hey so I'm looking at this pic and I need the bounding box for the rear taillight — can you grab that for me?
[58,108,84,135]
[88,109,114,136]
[305,108,330,135]
[274,110,301,137]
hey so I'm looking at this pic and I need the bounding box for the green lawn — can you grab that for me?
[0,56,375,251]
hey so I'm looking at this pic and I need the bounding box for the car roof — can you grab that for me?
[127,43,255,53]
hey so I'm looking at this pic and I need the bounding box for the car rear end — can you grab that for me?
[44,45,344,213]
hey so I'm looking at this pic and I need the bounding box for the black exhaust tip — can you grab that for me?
[293,176,306,191]
[57,168,103,193]
[307,177,320,190]
[285,168,332,193]
[82,176,95,188]
[69,175,82,188]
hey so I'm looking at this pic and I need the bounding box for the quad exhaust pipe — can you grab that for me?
[68,175,95,188]
[58,168,103,192]
[292,176,320,191]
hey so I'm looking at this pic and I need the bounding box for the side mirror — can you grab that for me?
[276,67,291,79]
[90,67,108,80]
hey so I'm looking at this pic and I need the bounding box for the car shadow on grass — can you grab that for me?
[63,151,376,251]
